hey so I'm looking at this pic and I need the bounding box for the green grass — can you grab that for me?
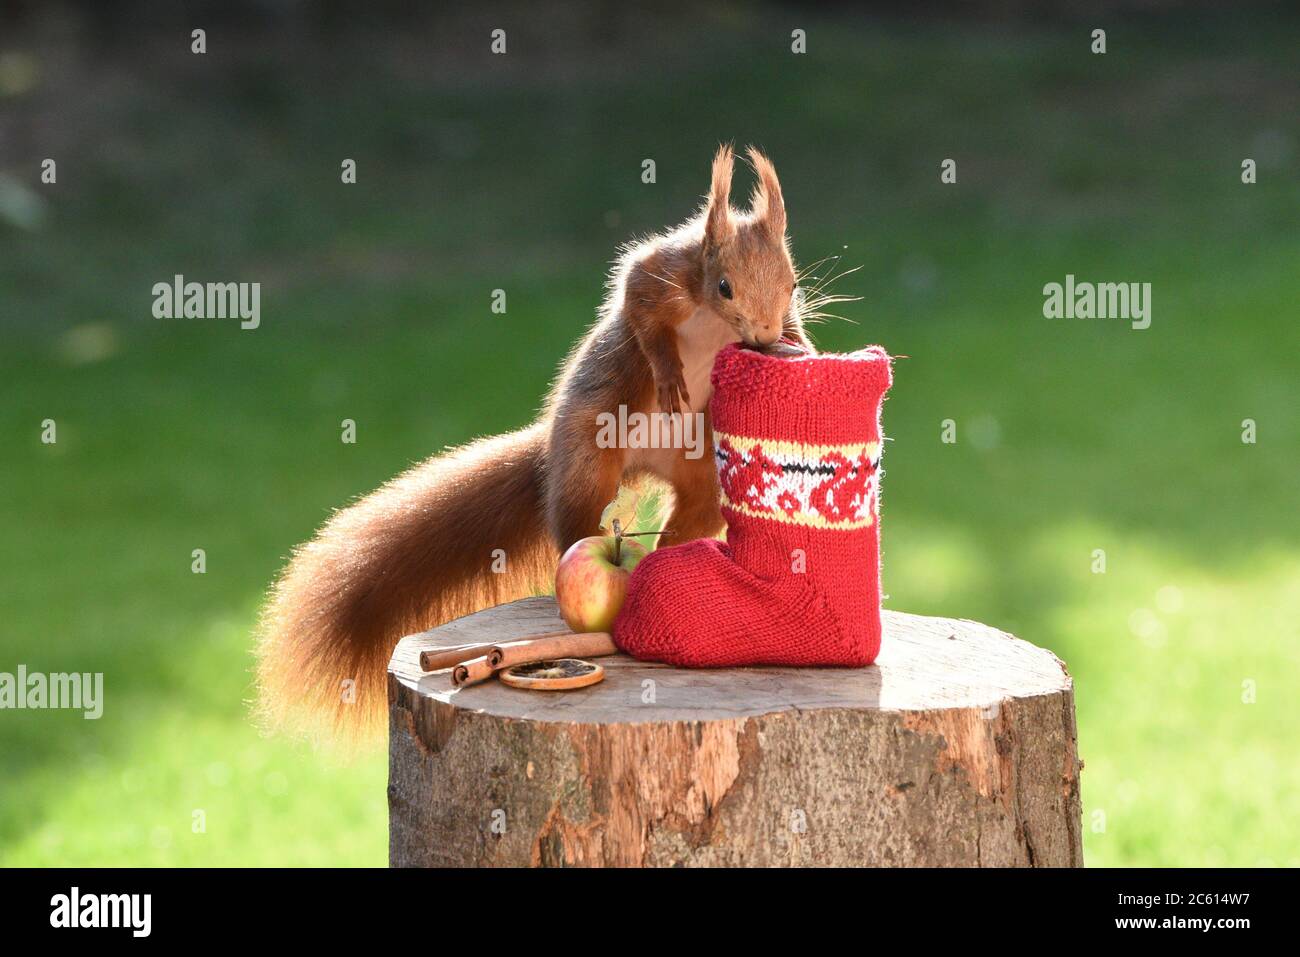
[1,8,1297,866]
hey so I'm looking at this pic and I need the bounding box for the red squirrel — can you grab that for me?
[256,145,813,741]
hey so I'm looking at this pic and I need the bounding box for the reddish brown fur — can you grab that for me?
[255,145,811,745]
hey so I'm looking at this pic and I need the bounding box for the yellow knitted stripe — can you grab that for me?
[714,430,880,464]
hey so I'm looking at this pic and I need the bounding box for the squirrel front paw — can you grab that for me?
[656,367,690,417]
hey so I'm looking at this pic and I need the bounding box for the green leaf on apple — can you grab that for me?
[599,478,672,552]
[598,483,642,536]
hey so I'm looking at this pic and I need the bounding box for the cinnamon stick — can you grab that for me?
[488,631,616,669]
[419,642,498,672]
[451,655,496,688]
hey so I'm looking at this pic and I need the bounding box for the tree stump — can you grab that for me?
[388,597,1083,867]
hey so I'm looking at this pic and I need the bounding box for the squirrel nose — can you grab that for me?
[753,326,780,346]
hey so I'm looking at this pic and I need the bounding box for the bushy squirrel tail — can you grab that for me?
[255,422,553,746]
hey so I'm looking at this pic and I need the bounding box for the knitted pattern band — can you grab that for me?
[611,342,893,668]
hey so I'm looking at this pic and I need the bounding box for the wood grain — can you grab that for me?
[388,596,1082,867]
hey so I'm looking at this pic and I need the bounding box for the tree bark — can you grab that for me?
[388,597,1083,866]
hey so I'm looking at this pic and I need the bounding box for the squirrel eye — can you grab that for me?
[718,277,733,299]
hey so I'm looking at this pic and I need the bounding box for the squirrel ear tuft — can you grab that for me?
[705,143,735,249]
[746,146,786,239]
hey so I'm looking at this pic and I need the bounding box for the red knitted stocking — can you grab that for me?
[612,342,892,667]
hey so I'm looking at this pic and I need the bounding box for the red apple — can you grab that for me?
[555,533,649,632]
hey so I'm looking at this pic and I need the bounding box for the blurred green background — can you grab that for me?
[1,1,1297,867]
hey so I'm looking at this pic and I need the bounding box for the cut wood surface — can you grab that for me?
[388,596,1083,867]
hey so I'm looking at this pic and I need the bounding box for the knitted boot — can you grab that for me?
[612,342,892,667]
